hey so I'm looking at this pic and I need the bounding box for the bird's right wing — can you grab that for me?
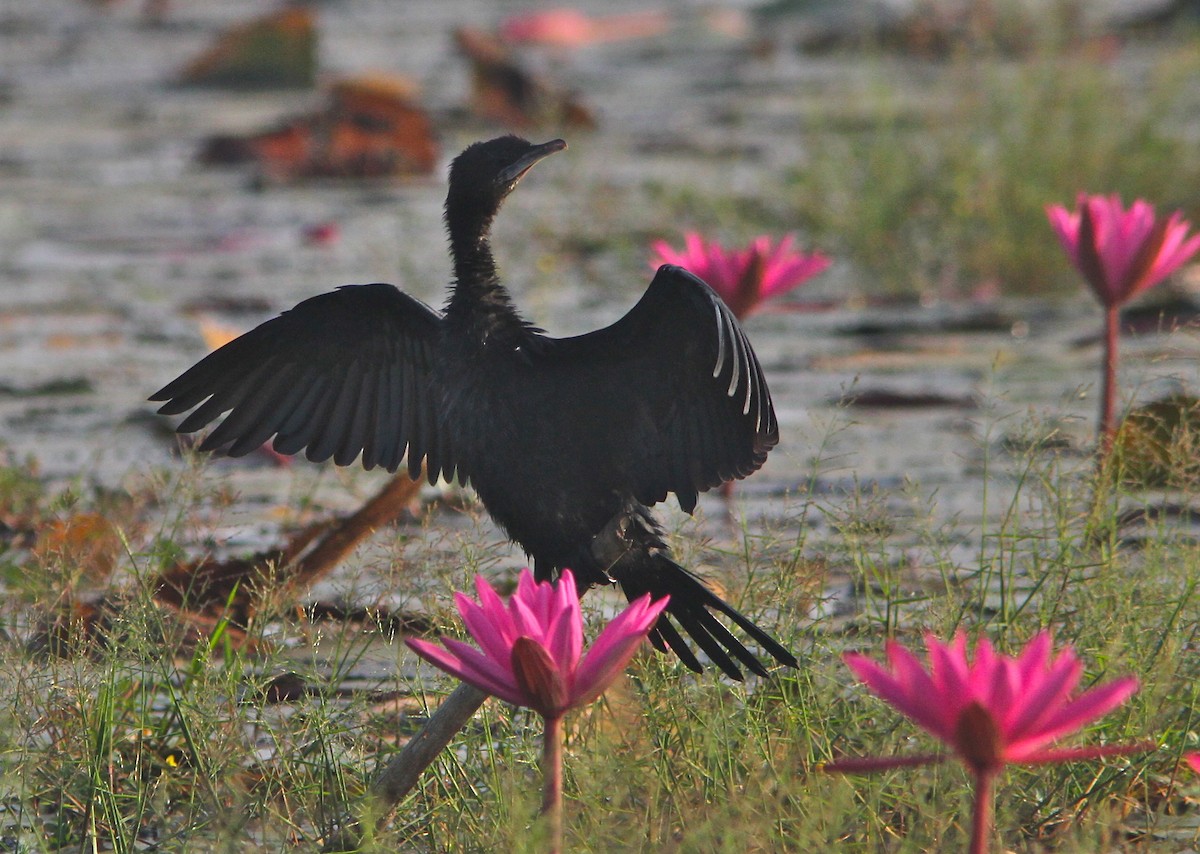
[541,264,778,513]
[150,283,453,481]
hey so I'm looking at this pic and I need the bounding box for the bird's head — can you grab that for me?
[446,136,567,224]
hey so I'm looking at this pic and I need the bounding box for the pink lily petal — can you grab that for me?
[1048,193,1200,307]
[1018,740,1154,766]
[649,240,680,267]
[1144,216,1200,286]
[649,232,829,318]
[843,631,1139,776]
[564,591,661,700]
[928,633,973,712]
[544,576,582,675]
[509,595,540,641]
[408,570,665,717]
[474,578,518,645]
[437,637,526,702]
[458,593,517,666]
[996,637,1049,721]
[1046,204,1081,266]
[1001,651,1083,740]
[574,594,669,706]
[406,636,524,707]
[845,648,946,738]
[919,637,972,734]
[980,653,1017,721]
[1006,675,1139,761]
[1014,632,1052,682]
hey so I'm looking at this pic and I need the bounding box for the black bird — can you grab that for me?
[151,136,797,679]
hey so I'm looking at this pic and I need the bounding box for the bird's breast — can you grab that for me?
[433,347,627,561]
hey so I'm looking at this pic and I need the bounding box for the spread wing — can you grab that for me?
[540,264,778,512]
[150,284,453,482]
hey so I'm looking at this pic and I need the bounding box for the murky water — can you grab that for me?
[2,0,1199,645]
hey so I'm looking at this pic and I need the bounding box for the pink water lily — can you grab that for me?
[649,233,830,318]
[500,8,669,49]
[1047,194,1200,308]
[407,568,667,718]
[1047,194,1200,449]
[407,568,667,854]
[843,631,1138,774]
[828,631,1144,854]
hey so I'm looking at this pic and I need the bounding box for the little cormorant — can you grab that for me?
[152,136,797,679]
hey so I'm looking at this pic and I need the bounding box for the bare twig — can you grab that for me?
[155,472,422,617]
[288,473,423,590]
[370,682,489,812]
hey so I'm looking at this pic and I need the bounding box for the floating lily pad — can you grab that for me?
[0,377,92,397]
[836,388,976,409]
[453,26,596,129]
[178,8,317,90]
[198,74,438,180]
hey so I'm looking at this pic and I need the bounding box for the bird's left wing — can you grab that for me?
[543,264,778,512]
[150,284,452,481]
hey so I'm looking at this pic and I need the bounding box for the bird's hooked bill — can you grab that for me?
[498,138,567,184]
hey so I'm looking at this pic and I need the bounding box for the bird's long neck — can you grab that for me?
[444,205,525,339]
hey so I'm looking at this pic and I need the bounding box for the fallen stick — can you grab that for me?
[287,473,423,591]
[370,682,489,811]
[154,471,423,617]
[32,473,424,658]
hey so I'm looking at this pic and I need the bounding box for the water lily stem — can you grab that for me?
[969,770,995,854]
[1100,304,1120,451]
[541,713,564,854]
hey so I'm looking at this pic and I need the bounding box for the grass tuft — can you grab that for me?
[791,47,1200,299]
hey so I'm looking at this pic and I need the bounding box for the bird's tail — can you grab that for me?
[623,551,797,680]
[584,503,798,681]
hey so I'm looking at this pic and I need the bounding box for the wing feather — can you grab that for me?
[213,370,300,456]
[357,359,384,471]
[293,371,353,462]
[540,264,777,511]
[329,360,372,466]
[271,376,330,455]
[391,345,417,475]
[151,284,447,476]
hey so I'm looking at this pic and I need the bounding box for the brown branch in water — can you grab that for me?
[156,471,424,619]
[287,473,424,591]
[32,472,425,655]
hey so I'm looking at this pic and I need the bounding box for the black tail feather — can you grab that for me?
[666,604,746,680]
[648,619,705,674]
[623,553,795,680]
[698,583,800,671]
[579,500,798,680]
[692,606,771,678]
